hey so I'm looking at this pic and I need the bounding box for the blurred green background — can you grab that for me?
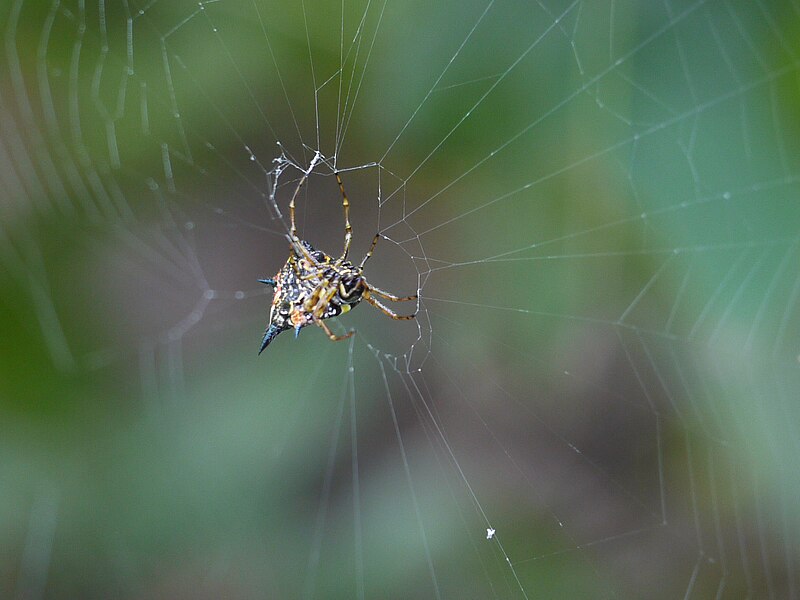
[1,0,799,598]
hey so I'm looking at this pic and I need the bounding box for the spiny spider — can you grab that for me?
[258,160,417,353]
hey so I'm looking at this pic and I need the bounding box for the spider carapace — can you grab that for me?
[258,168,417,353]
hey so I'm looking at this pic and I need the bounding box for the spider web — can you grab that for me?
[2,0,799,598]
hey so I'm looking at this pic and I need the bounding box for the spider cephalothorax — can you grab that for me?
[258,165,417,353]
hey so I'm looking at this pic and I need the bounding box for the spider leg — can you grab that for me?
[315,317,354,342]
[303,278,334,314]
[287,236,324,272]
[286,236,348,280]
[335,172,353,261]
[302,285,323,314]
[299,271,324,282]
[288,152,322,239]
[288,178,305,240]
[359,233,381,268]
[286,237,339,286]
[285,248,306,287]
[364,291,417,319]
[367,283,417,302]
[357,236,417,300]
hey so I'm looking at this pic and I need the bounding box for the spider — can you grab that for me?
[258,162,417,353]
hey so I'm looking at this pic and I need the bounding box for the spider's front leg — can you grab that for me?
[288,151,322,239]
[303,279,335,315]
[335,172,353,261]
[300,281,354,342]
[359,233,381,268]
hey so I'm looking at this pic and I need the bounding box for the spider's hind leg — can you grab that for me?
[315,317,355,342]
[369,284,417,302]
[364,292,417,320]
